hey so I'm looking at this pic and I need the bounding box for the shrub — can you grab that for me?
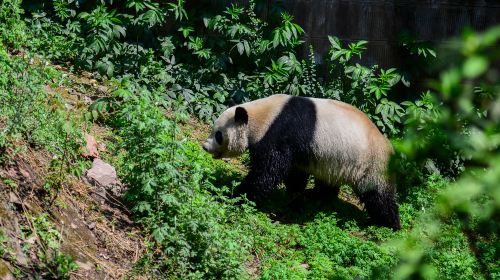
[388,26,500,280]
[109,79,255,278]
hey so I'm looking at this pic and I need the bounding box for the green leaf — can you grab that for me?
[428,49,437,58]
[243,40,250,56]
[236,42,244,55]
[463,55,488,78]
[328,36,342,49]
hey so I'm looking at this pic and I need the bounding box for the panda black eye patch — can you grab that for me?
[215,131,223,144]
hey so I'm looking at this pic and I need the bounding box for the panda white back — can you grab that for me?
[306,98,392,193]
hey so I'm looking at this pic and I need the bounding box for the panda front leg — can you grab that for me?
[283,168,309,210]
[234,146,292,204]
[312,179,340,200]
[283,168,309,195]
[359,187,401,230]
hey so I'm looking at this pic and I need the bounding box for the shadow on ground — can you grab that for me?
[256,188,369,228]
[207,161,370,229]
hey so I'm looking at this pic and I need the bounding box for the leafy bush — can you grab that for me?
[0,45,84,166]
[0,0,28,48]
[326,36,406,136]
[108,79,256,278]
[24,11,82,63]
[0,46,86,206]
[12,0,415,131]
[106,78,401,279]
[388,26,500,280]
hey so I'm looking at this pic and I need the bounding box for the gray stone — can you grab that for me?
[300,263,310,270]
[85,159,117,187]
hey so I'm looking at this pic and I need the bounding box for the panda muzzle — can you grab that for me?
[202,141,223,159]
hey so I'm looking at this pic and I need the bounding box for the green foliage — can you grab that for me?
[389,26,500,279]
[23,213,79,280]
[327,36,405,136]
[9,0,411,130]
[25,11,82,62]
[106,79,401,279]
[400,31,437,59]
[0,43,85,277]
[78,5,126,75]
[108,79,255,278]
[204,1,303,70]
[0,46,84,169]
[0,45,85,207]
[5,0,308,121]
[297,215,395,279]
[0,0,28,48]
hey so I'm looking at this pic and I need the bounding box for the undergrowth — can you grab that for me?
[0,31,82,279]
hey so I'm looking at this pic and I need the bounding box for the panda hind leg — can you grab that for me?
[359,187,401,230]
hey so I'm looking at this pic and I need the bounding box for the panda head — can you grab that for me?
[202,106,249,159]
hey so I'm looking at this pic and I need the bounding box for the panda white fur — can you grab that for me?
[202,94,400,229]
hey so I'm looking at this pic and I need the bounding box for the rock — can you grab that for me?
[0,260,15,280]
[300,263,310,270]
[18,168,30,179]
[96,85,108,95]
[83,134,100,159]
[75,260,94,271]
[8,192,20,205]
[55,203,98,264]
[85,159,117,187]
[83,96,93,105]
[88,222,96,230]
[0,205,29,266]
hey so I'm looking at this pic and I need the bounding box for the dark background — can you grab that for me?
[213,0,500,68]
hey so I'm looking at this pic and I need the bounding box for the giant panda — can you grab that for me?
[202,94,401,230]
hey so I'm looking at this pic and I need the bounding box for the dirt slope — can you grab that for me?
[0,65,146,279]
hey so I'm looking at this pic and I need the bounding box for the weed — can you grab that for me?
[28,214,79,280]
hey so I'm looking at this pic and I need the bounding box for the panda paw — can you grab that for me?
[232,185,269,207]
[287,195,306,212]
[232,185,254,200]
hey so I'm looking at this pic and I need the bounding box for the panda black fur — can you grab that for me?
[202,94,401,229]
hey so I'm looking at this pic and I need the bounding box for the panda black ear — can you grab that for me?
[234,107,248,125]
